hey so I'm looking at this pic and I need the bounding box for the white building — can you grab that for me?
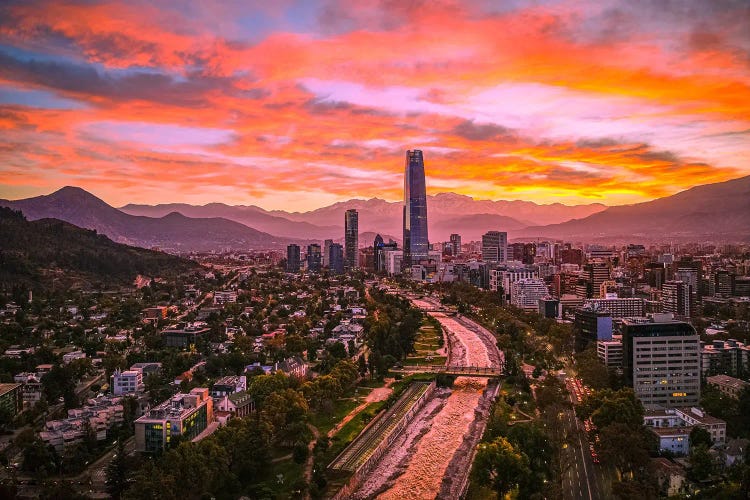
[111,369,144,396]
[510,278,549,310]
[597,336,623,369]
[62,351,86,364]
[645,407,727,455]
[481,231,507,263]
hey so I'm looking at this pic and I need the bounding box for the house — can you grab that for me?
[644,407,727,455]
[707,374,749,399]
[210,376,247,398]
[723,438,749,467]
[215,391,255,418]
[62,351,86,364]
[276,357,308,379]
[652,458,689,497]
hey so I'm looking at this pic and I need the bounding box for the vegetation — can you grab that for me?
[0,207,198,289]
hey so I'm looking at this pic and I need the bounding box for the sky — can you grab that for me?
[0,0,749,211]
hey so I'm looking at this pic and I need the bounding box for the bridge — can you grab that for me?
[390,364,505,378]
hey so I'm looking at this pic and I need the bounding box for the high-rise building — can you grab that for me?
[403,150,429,268]
[622,317,700,409]
[662,280,692,319]
[329,243,344,275]
[286,244,300,273]
[344,209,358,270]
[481,231,507,263]
[322,239,333,268]
[574,306,613,352]
[306,244,321,272]
[584,260,610,298]
[449,233,462,256]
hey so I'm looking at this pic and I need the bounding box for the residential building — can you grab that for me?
[345,209,359,270]
[700,339,750,377]
[597,336,624,369]
[40,395,125,452]
[134,388,214,453]
[62,351,86,364]
[143,306,168,320]
[706,374,749,399]
[449,233,461,256]
[510,278,549,311]
[210,376,247,398]
[645,406,726,454]
[662,281,692,319]
[286,244,300,273]
[322,239,333,268]
[584,297,645,318]
[584,260,610,298]
[622,317,701,409]
[13,373,43,406]
[481,231,507,263]
[216,390,255,418]
[111,369,144,396]
[403,149,429,267]
[213,291,238,305]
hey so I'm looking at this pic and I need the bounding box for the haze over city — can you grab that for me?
[1,0,749,210]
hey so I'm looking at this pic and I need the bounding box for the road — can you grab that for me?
[560,376,612,500]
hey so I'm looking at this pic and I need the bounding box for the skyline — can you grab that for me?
[1,0,749,211]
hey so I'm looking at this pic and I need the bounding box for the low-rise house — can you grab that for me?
[706,374,749,399]
[723,438,749,467]
[62,351,86,364]
[210,376,247,398]
[645,407,727,455]
[215,391,255,418]
[162,323,210,349]
[652,458,690,497]
[39,395,124,452]
[276,357,308,379]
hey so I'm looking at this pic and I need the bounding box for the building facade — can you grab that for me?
[135,388,214,453]
[403,150,429,268]
[481,231,507,263]
[622,317,701,409]
[344,209,359,270]
[286,244,300,273]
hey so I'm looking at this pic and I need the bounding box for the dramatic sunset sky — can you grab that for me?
[0,0,748,211]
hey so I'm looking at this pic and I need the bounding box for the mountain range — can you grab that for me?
[122,193,606,242]
[2,174,749,252]
[517,175,750,243]
[0,187,293,252]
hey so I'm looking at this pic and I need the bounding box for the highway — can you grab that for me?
[560,376,612,500]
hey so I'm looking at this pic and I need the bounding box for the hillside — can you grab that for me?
[0,187,295,251]
[0,207,199,288]
[518,175,750,242]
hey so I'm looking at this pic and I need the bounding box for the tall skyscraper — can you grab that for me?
[344,209,358,270]
[306,244,321,272]
[481,231,507,263]
[322,239,333,268]
[286,244,300,273]
[403,150,429,268]
[449,233,461,256]
[373,234,384,272]
[329,243,344,275]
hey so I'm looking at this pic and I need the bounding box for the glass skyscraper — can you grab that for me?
[344,209,359,270]
[403,150,429,267]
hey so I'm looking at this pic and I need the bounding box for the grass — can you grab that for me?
[264,456,305,498]
[403,356,447,366]
[309,397,362,437]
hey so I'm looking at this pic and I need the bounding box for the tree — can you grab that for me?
[689,445,714,481]
[284,334,306,356]
[105,439,129,499]
[689,426,712,449]
[574,347,610,390]
[471,436,530,497]
[357,354,367,377]
[596,423,651,476]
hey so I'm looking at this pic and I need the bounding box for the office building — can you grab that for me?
[510,278,549,310]
[584,260,611,298]
[286,244,300,273]
[482,231,507,263]
[135,388,214,453]
[574,306,613,352]
[403,149,429,267]
[329,243,344,275]
[449,233,462,256]
[538,297,559,318]
[322,239,333,268]
[583,297,645,318]
[622,317,700,409]
[162,324,210,349]
[709,269,735,298]
[344,209,359,270]
[307,243,322,272]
